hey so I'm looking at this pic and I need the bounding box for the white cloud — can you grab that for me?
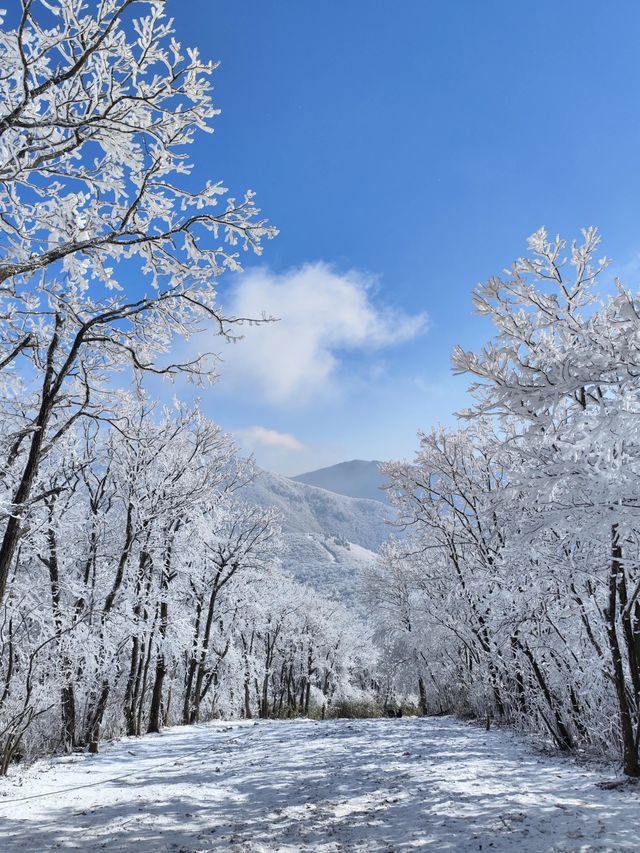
[217,262,428,404]
[237,426,306,452]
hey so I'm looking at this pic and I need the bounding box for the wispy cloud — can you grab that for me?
[236,426,306,452]
[215,262,428,405]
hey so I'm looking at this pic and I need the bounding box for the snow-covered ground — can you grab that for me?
[1,716,639,852]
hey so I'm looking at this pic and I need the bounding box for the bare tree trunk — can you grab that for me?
[520,642,573,752]
[148,528,178,733]
[606,525,639,776]
[417,675,428,716]
[124,547,152,735]
[42,499,77,751]
[182,595,204,724]
[0,397,52,606]
[241,633,253,719]
[87,682,110,754]
[137,631,156,735]
[147,592,169,733]
[189,578,221,723]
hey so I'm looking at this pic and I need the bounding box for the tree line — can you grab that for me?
[0,394,375,772]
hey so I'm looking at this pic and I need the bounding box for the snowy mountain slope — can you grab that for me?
[292,459,389,503]
[240,468,392,600]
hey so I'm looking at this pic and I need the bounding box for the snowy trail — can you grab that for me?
[1,717,639,852]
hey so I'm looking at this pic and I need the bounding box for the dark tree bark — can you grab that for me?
[606,525,639,776]
[148,524,179,734]
[417,675,428,716]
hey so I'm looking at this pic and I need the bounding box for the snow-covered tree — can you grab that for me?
[0,0,277,607]
[373,228,640,776]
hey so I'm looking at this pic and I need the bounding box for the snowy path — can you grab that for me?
[1,717,639,852]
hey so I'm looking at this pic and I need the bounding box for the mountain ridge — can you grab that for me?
[239,467,391,601]
[291,459,389,504]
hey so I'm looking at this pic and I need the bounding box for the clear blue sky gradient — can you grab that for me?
[23,2,640,472]
[171,1,640,471]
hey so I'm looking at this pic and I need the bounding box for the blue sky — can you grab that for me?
[164,1,640,474]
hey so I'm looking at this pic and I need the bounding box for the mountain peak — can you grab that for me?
[291,460,388,504]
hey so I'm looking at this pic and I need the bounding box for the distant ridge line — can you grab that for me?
[291,459,389,504]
